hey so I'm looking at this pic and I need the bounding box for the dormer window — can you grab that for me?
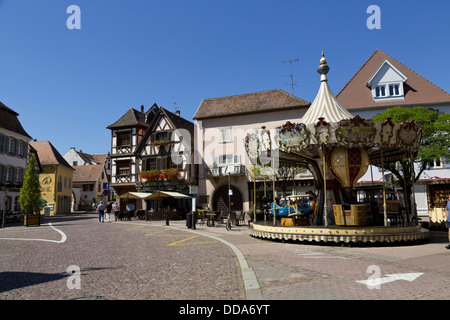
[375,85,386,97]
[368,60,407,102]
[389,84,400,96]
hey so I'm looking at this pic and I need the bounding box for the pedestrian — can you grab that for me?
[106,201,113,222]
[97,201,105,223]
[446,195,450,249]
[113,202,119,221]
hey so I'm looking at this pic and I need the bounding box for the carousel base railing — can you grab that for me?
[250,222,429,244]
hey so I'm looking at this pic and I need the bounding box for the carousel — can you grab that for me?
[244,52,429,244]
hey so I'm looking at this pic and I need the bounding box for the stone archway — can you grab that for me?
[212,184,243,212]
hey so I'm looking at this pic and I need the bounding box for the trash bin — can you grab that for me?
[186,212,192,228]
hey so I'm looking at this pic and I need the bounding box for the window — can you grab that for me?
[73,161,78,166]
[389,84,400,96]
[155,132,169,141]
[220,127,232,143]
[17,168,24,184]
[375,85,386,97]
[117,131,132,147]
[116,161,131,176]
[143,158,157,171]
[58,176,63,192]
[215,154,241,166]
[8,137,15,155]
[5,166,13,183]
[83,184,94,192]
[373,83,404,100]
[17,140,25,157]
[428,158,444,169]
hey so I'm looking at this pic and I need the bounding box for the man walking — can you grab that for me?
[97,201,105,223]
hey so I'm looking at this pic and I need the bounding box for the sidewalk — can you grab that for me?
[158,219,450,300]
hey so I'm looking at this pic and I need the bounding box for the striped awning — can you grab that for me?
[300,79,353,125]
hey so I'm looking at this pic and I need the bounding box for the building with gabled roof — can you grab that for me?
[0,102,33,214]
[336,49,450,221]
[194,88,312,213]
[336,49,450,117]
[72,164,109,210]
[194,88,310,120]
[107,104,159,205]
[29,140,74,215]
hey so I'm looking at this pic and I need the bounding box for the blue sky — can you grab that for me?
[0,0,448,155]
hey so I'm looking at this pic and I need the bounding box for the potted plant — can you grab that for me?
[161,168,179,180]
[19,154,45,226]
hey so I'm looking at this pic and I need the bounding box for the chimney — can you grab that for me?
[141,105,144,113]
[176,110,180,116]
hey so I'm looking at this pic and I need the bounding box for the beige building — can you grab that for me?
[193,89,312,213]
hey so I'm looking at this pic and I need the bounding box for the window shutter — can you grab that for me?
[0,165,3,183]
[4,136,9,155]
[0,134,4,154]
[14,138,19,156]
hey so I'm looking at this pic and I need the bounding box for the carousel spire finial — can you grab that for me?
[317,50,330,82]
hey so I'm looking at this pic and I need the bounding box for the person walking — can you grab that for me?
[106,202,113,222]
[97,201,105,223]
[446,195,450,249]
[113,202,119,221]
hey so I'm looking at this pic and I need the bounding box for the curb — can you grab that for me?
[169,224,263,300]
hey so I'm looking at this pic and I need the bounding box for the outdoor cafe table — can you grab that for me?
[206,213,216,227]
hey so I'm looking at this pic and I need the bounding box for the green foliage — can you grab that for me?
[19,153,44,214]
[372,106,450,169]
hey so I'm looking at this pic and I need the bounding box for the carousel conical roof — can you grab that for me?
[301,52,353,125]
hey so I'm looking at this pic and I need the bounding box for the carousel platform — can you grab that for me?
[251,221,430,244]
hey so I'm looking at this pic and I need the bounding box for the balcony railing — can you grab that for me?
[204,165,246,178]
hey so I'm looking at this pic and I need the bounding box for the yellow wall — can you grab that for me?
[39,165,74,216]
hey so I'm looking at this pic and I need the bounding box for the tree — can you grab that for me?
[19,153,45,214]
[372,106,450,179]
[275,164,305,199]
[372,106,450,220]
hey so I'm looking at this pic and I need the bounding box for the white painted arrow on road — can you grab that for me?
[357,273,424,287]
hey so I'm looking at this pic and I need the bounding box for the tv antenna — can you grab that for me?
[280,57,299,95]
[173,102,179,113]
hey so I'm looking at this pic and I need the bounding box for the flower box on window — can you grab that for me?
[151,140,171,147]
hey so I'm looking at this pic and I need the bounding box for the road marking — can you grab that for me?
[165,235,218,246]
[0,223,67,244]
[356,272,424,287]
[143,228,218,246]
[119,221,262,298]
[144,229,171,236]
[294,250,348,259]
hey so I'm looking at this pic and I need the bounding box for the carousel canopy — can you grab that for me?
[244,51,423,167]
[301,52,354,125]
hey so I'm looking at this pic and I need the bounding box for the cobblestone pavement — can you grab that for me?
[1,213,450,302]
[0,214,244,300]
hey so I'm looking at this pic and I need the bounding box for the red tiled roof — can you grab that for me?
[336,49,450,109]
[29,141,73,170]
[194,89,310,120]
[0,102,32,139]
[72,164,103,183]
